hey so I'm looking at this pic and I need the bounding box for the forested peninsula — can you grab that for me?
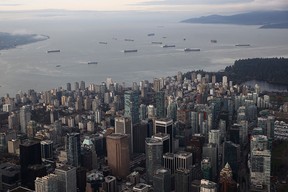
[185,58,288,86]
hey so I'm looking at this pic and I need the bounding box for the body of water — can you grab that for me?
[0,11,288,96]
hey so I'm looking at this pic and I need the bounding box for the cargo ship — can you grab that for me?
[148,33,155,36]
[123,49,138,53]
[211,40,217,43]
[162,45,175,48]
[99,42,108,44]
[184,48,200,52]
[151,42,163,44]
[235,44,250,47]
[124,39,134,42]
[88,62,98,65]
[47,50,60,53]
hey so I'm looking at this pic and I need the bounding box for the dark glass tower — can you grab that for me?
[66,132,81,167]
[124,90,140,125]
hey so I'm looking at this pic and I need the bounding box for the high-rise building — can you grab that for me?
[145,138,163,184]
[152,133,170,154]
[115,116,133,153]
[40,140,53,160]
[133,122,148,154]
[66,83,71,91]
[174,168,192,192]
[174,151,193,170]
[155,91,166,118]
[124,91,140,124]
[55,165,77,192]
[163,153,175,174]
[34,174,58,192]
[66,133,81,167]
[20,105,31,134]
[0,163,21,191]
[153,78,161,92]
[106,134,130,178]
[102,176,117,192]
[27,120,37,138]
[201,158,212,181]
[208,130,221,147]
[222,141,240,181]
[154,118,173,153]
[202,143,218,181]
[200,179,217,192]
[250,149,271,191]
[219,163,237,192]
[20,140,45,190]
[153,168,171,192]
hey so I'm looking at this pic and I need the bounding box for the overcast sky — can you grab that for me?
[0,0,287,14]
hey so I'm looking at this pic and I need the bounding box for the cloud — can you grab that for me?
[139,0,252,6]
[0,3,21,6]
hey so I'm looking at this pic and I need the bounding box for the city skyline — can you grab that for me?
[0,0,287,15]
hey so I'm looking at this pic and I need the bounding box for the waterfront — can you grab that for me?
[0,11,288,96]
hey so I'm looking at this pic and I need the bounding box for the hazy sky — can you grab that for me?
[0,0,287,14]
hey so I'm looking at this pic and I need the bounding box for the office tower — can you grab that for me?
[20,105,31,134]
[76,167,87,192]
[187,134,205,164]
[202,143,218,181]
[133,183,151,192]
[174,168,192,192]
[124,90,140,124]
[145,138,163,184]
[75,97,83,111]
[153,78,161,92]
[153,168,171,192]
[250,150,271,191]
[55,165,77,192]
[20,140,45,190]
[209,130,221,147]
[106,134,130,178]
[0,133,7,152]
[133,122,148,154]
[80,80,85,90]
[115,116,133,152]
[219,163,237,192]
[26,120,37,138]
[66,82,71,91]
[66,133,81,167]
[154,118,173,153]
[74,82,79,90]
[201,158,212,181]
[222,141,240,181]
[250,135,269,152]
[147,105,156,119]
[40,140,53,160]
[191,72,197,82]
[163,153,175,174]
[34,174,58,192]
[139,104,147,121]
[152,133,170,154]
[222,76,228,87]
[102,176,117,192]
[0,163,21,191]
[155,91,166,118]
[127,171,140,185]
[167,101,177,122]
[191,111,199,134]
[200,179,217,192]
[174,151,193,170]
[8,139,20,154]
[211,74,216,84]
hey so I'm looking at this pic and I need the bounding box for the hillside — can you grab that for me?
[182,11,288,28]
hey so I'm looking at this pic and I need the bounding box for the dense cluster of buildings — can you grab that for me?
[0,71,282,192]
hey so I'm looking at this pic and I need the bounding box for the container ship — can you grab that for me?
[162,45,176,48]
[88,62,98,65]
[235,44,250,47]
[123,49,138,53]
[47,50,60,53]
[184,48,200,52]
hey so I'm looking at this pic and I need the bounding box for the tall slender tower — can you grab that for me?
[106,134,130,178]
[20,105,31,134]
[66,133,81,167]
[154,118,173,153]
[124,91,140,124]
[145,138,163,184]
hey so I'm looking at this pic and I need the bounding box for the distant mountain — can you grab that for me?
[182,11,288,28]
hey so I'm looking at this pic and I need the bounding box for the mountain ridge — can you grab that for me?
[182,11,288,28]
